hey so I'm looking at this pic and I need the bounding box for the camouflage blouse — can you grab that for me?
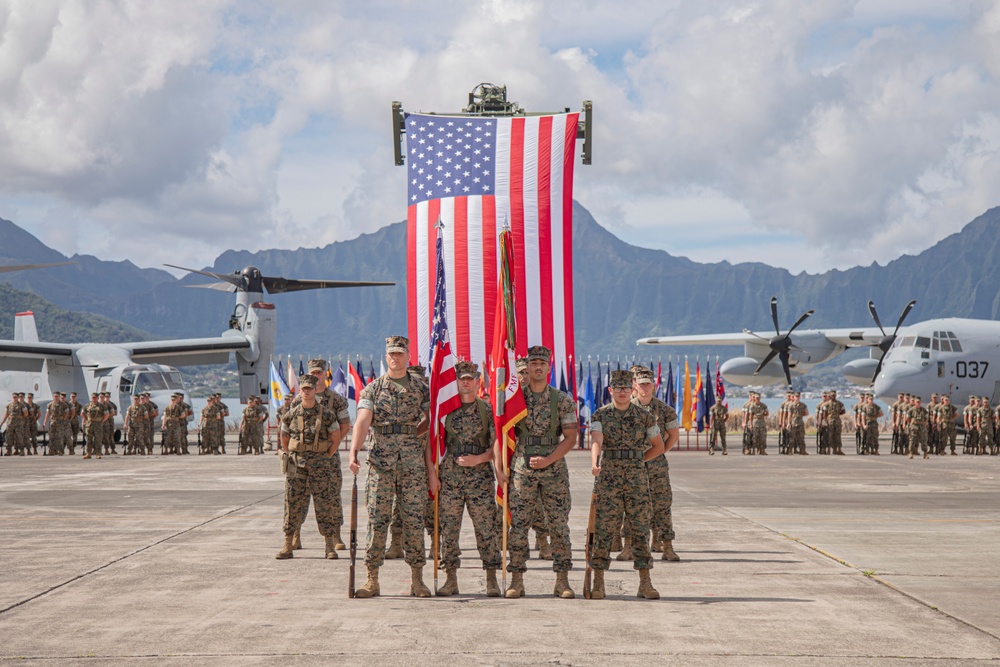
[591,402,659,452]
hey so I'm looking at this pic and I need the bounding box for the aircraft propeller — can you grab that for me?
[0,261,76,274]
[165,264,394,293]
[866,299,917,383]
[744,296,815,386]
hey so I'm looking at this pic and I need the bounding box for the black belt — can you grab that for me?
[603,449,644,461]
[447,443,489,456]
[376,424,419,435]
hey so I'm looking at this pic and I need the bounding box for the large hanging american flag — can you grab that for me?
[406,112,579,387]
[428,225,461,469]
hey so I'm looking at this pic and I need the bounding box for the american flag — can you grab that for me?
[428,225,461,468]
[406,112,579,393]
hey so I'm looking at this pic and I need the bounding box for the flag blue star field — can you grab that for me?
[405,112,580,398]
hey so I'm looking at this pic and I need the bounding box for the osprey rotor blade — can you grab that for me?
[261,276,395,294]
[165,264,245,289]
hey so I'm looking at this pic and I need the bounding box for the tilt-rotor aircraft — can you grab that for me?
[638,297,1000,404]
[0,263,392,434]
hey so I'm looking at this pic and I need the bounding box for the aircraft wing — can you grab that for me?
[0,341,73,372]
[127,335,252,367]
[637,327,884,347]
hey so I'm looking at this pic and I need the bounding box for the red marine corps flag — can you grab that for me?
[406,112,579,386]
[491,228,527,503]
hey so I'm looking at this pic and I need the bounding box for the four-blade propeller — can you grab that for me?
[867,299,917,383]
[745,296,814,387]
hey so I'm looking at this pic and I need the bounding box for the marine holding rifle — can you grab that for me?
[275,374,342,560]
[588,370,665,600]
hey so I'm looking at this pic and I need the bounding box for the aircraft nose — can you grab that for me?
[873,362,924,398]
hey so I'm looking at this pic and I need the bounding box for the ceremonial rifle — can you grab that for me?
[349,472,358,598]
[583,477,599,599]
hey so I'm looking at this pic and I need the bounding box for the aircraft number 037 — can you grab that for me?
[955,361,989,378]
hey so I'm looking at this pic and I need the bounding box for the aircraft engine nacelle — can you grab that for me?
[719,357,795,386]
[842,358,880,386]
[235,302,276,402]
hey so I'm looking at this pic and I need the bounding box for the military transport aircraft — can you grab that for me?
[0,263,392,435]
[637,297,1000,404]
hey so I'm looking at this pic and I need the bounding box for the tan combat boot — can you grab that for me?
[334,531,346,551]
[410,565,432,597]
[292,528,302,550]
[590,569,605,600]
[554,571,575,599]
[437,568,459,596]
[324,535,339,560]
[662,540,680,562]
[485,569,501,597]
[354,567,380,598]
[504,571,524,598]
[538,534,553,560]
[637,569,660,599]
[615,537,633,561]
[610,534,623,552]
[385,531,404,559]
[275,534,294,560]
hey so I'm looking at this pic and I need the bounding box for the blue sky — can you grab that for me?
[0,0,998,275]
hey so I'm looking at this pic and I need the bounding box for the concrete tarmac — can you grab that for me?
[1,438,999,666]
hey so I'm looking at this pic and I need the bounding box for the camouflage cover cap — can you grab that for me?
[307,358,327,372]
[515,357,528,372]
[386,335,409,353]
[455,360,478,379]
[609,369,633,388]
[299,374,318,388]
[629,365,648,375]
[526,345,551,363]
[829,390,837,396]
[633,368,655,384]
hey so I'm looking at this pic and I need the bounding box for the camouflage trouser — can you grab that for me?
[942,426,957,452]
[50,423,71,455]
[29,422,38,452]
[364,446,428,568]
[102,419,114,452]
[130,426,149,454]
[70,420,80,445]
[752,421,767,452]
[621,455,674,543]
[980,425,994,453]
[710,426,726,451]
[437,457,501,569]
[248,426,264,453]
[789,423,805,453]
[145,426,156,453]
[164,424,184,454]
[531,496,550,537]
[283,451,338,537]
[84,425,102,456]
[300,452,343,531]
[593,460,653,571]
[865,425,880,453]
[908,427,928,455]
[6,423,25,454]
[507,457,572,573]
[829,425,843,453]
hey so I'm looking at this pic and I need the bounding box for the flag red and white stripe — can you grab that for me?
[406,112,579,388]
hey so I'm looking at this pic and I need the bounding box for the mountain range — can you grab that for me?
[2,202,999,362]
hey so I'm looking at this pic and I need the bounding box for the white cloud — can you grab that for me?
[0,0,997,275]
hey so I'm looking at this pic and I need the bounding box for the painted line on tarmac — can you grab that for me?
[0,491,282,617]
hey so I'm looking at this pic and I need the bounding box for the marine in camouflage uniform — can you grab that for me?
[123,396,144,455]
[141,394,157,454]
[629,367,680,561]
[239,398,265,454]
[826,390,846,455]
[275,374,342,560]
[963,396,979,455]
[290,359,352,552]
[977,397,994,456]
[26,394,40,454]
[69,393,83,452]
[435,361,502,597]
[904,396,929,459]
[861,393,883,455]
[745,393,769,455]
[588,369,665,600]
[100,394,118,455]
[516,357,552,560]
[927,394,941,454]
[44,393,72,455]
[350,336,437,599]
[161,394,187,455]
[938,396,958,455]
[503,345,578,600]
[708,402,728,455]
[2,394,28,455]
[179,398,193,454]
[788,392,808,455]
[777,391,791,454]
[81,393,106,459]
[199,395,220,454]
